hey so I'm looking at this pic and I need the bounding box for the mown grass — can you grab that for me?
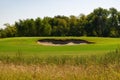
[0,37,120,56]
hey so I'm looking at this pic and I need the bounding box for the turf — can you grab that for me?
[0,37,120,56]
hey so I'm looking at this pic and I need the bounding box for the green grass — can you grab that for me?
[0,48,119,65]
[0,37,120,65]
[0,37,120,56]
[0,37,120,80]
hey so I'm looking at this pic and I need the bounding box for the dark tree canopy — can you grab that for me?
[0,7,120,38]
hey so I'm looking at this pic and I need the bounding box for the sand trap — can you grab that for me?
[37,39,94,46]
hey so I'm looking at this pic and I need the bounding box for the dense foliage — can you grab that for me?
[0,7,120,38]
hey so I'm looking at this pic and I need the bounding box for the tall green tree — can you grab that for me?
[69,15,78,36]
[15,20,25,36]
[35,18,43,36]
[108,8,119,37]
[77,14,88,36]
[42,17,52,36]
[87,8,109,36]
[1,23,17,37]
[52,17,68,36]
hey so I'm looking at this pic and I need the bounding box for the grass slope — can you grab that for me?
[0,37,120,56]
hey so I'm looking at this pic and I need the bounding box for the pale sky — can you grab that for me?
[0,0,120,28]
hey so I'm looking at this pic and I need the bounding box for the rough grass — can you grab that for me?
[0,64,120,80]
[0,49,120,65]
[0,49,120,80]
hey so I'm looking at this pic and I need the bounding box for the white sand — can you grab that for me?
[37,41,87,46]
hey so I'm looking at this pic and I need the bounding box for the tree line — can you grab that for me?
[0,7,120,38]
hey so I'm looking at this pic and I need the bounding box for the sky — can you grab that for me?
[0,0,120,28]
